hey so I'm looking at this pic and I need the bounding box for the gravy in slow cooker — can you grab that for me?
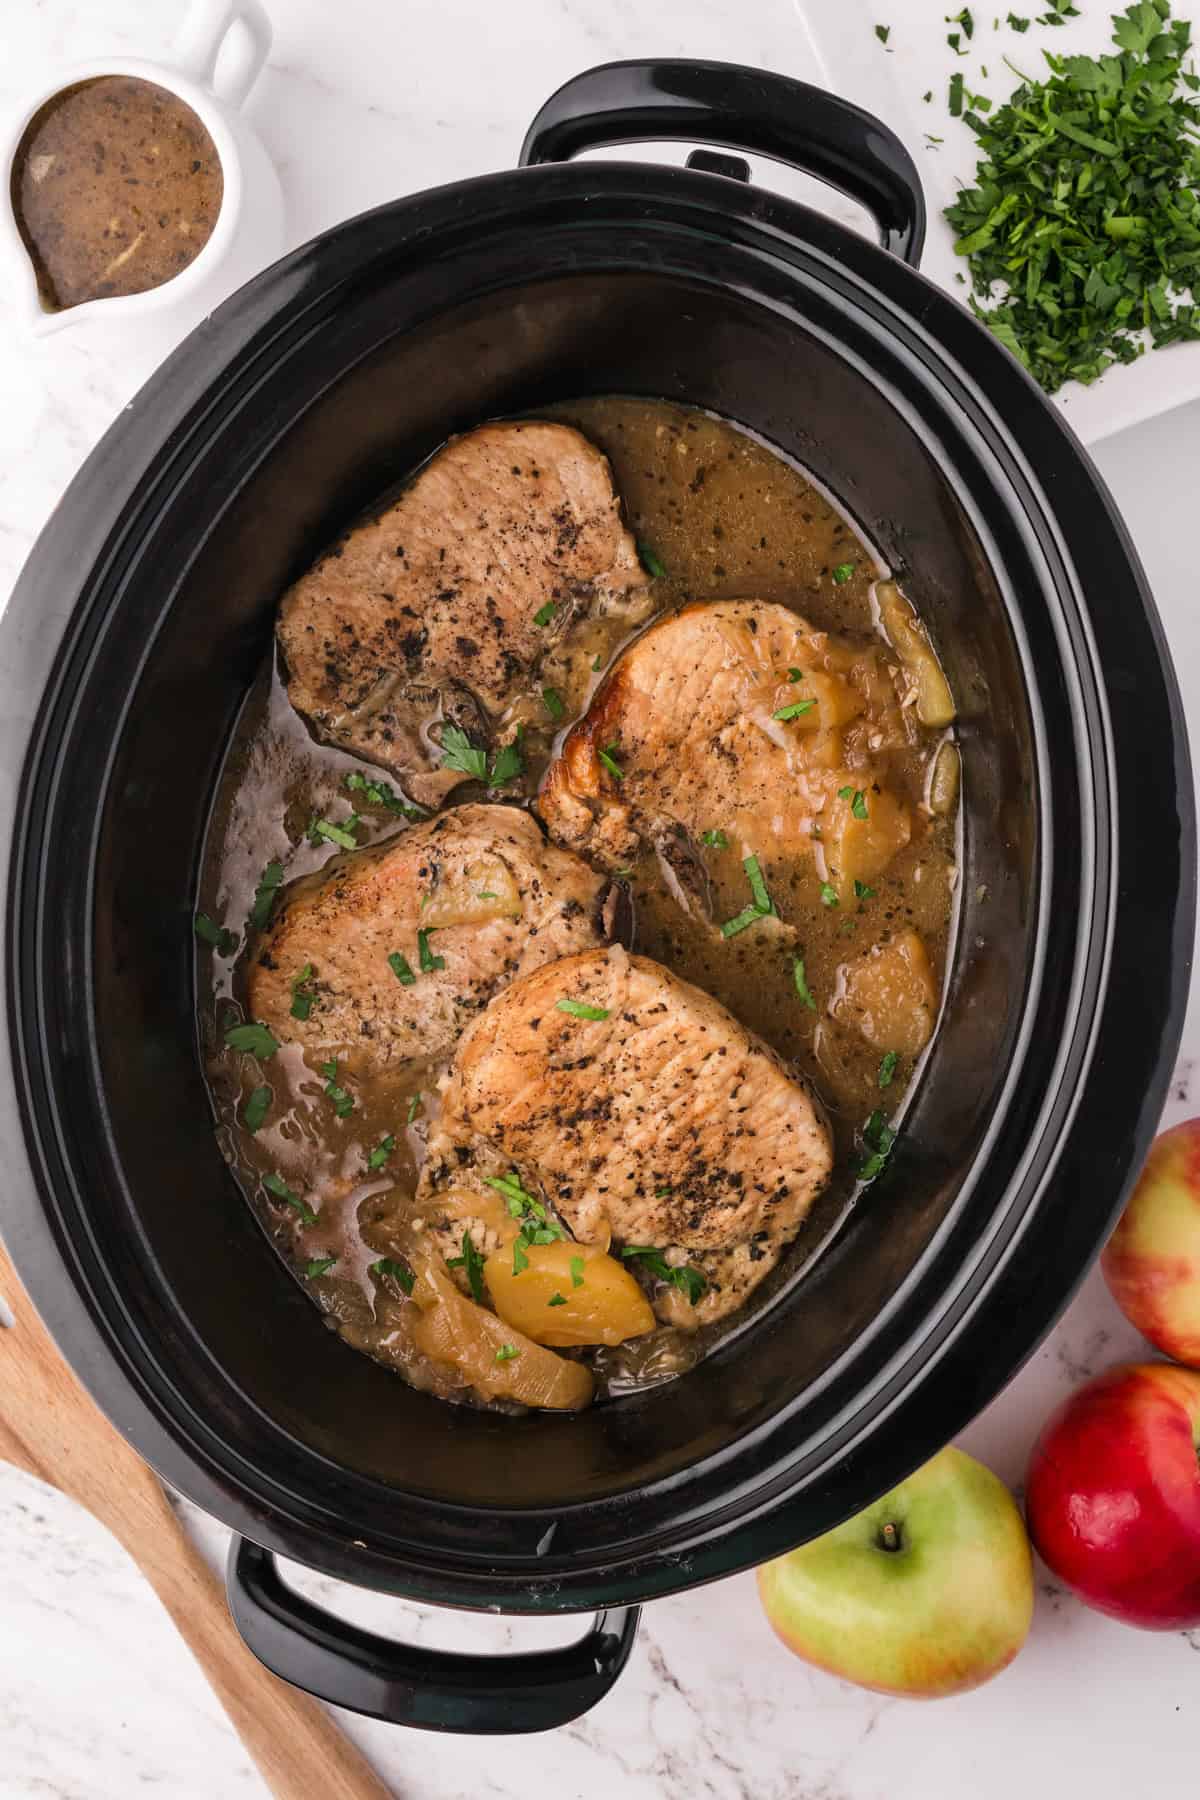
[198,398,959,1411]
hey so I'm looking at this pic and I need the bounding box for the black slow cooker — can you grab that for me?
[1,61,1193,1733]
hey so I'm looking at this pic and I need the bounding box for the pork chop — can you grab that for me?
[277,421,649,802]
[246,805,612,1072]
[539,599,915,898]
[419,944,833,1324]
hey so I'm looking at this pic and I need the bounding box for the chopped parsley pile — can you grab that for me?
[944,0,1200,390]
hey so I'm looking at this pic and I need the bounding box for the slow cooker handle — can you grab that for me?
[519,58,926,267]
[226,1538,641,1734]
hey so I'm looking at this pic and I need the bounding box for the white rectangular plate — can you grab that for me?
[796,0,1200,443]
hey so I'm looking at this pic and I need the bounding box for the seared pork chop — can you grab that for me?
[419,945,832,1324]
[539,599,915,898]
[277,422,649,802]
[247,805,611,1072]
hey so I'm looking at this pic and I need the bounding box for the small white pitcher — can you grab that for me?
[0,0,285,337]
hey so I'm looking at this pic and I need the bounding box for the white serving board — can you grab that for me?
[797,0,1200,444]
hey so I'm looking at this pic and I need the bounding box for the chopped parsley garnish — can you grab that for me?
[744,854,774,915]
[793,956,817,1011]
[570,1255,585,1288]
[439,723,489,781]
[249,860,284,930]
[495,1344,521,1363]
[264,1171,317,1225]
[949,69,965,115]
[344,771,424,819]
[485,1170,540,1211]
[290,962,316,1020]
[819,882,840,909]
[621,1245,667,1269]
[838,786,869,820]
[225,1020,280,1059]
[305,1257,337,1279]
[548,1292,568,1307]
[515,1216,565,1248]
[591,653,603,673]
[243,1085,272,1133]
[946,0,1200,394]
[533,600,557,627]
[947,5,974,37]
[388,950,416,986]
[701,829,729,848]
[371,1257,415,1294]
[774,699,816,721]
[853,878,877,899]
[319,1057,355,1118]
[194,912,236,956]
[621,1245,707,1304]
[1007,8,1030,25]
[672,1265,708,1306]
[720,904,763,939]
[417,928,445,973]
[308,813,360,851]
[857,1109,897,1182]
[368,1135,396,1170]
[556,998,611,1021]
[875,22,891,42]
[638,541,667,579]
[721,855,776,938]
[446,1231,486,1304]
[486,1171,567,1273]
[879,1050,899,1089]
[787,667,805,682]
[488,737,524,787]
[439,722,524,788]
[832,562,856,583]
[597,743,625,782]
[542,686,565,721]
[406,1093,422,1125]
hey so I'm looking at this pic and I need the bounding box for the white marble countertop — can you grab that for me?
[1,2,1198,1796]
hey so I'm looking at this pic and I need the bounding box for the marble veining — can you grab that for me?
[2,1,1199,1796]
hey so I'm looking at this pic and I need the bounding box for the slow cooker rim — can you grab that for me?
[3,161,1191,1607]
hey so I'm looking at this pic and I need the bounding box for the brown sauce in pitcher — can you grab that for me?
[11,76,223,311]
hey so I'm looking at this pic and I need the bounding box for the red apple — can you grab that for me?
[1101,1118,1200,1365]
[757,1447,1033,1697]
[1025,1361,1200,1629]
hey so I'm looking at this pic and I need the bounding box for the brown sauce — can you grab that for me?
[12,77,223,311]
[198,399,960,1409]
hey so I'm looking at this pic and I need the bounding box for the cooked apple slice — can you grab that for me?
[485,1241,655,1348]
[833,929,938,1057]
[409,1256,593,1410]
[876,581,955,729]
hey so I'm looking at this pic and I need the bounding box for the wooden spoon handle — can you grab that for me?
[129,1491,395,1800]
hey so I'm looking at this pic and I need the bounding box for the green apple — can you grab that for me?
[757,1446,1034,1698]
